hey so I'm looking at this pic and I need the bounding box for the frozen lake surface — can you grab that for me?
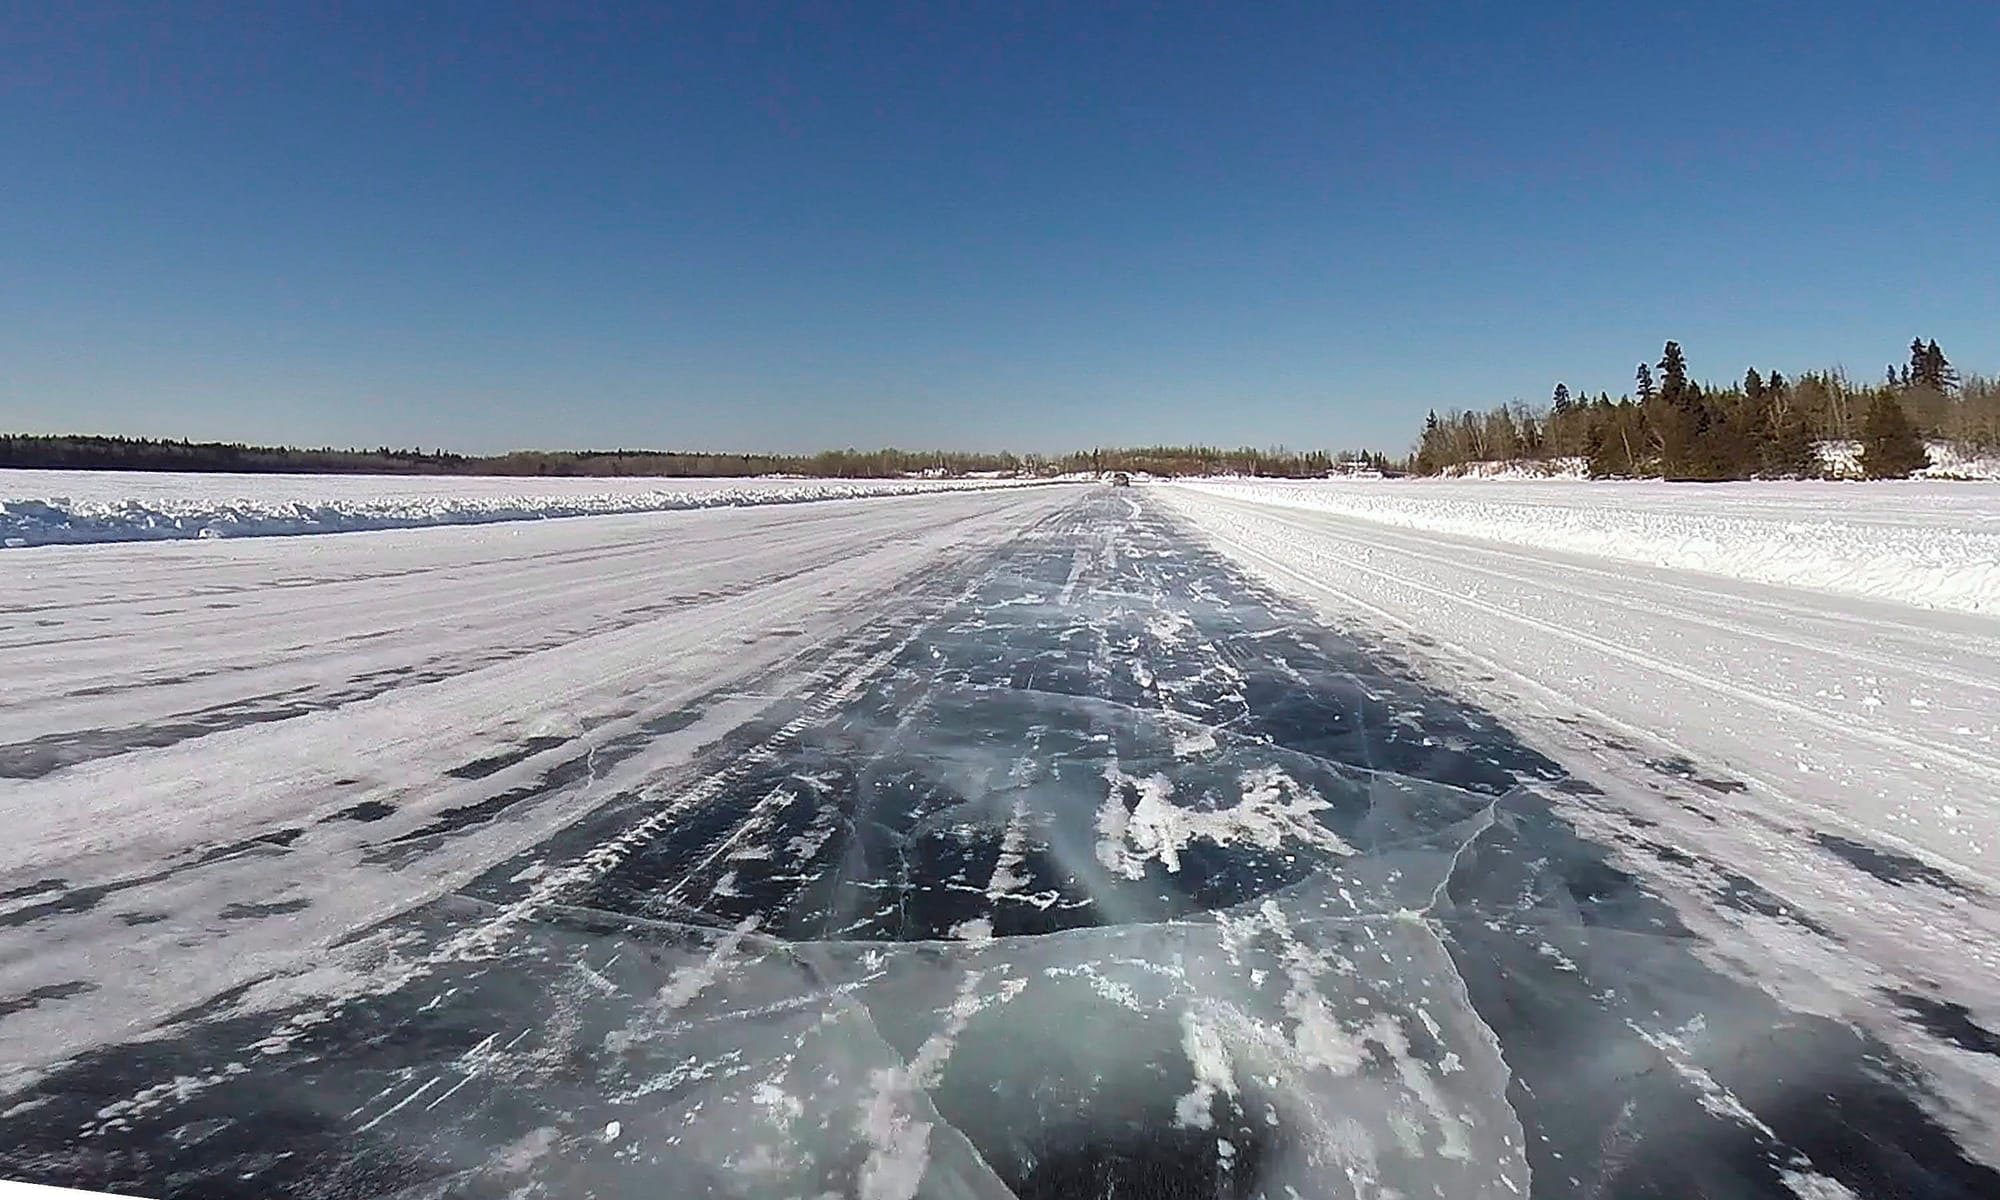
[1,486,1995,1198]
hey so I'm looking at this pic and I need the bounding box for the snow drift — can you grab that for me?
[0,471,1053,547]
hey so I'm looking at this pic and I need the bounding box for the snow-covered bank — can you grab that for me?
[1425,441,2000,481]
[1817,439,2000,481]
[0,470,1056,547]
[1435,456,1589,480]
[1170,478,2000,614]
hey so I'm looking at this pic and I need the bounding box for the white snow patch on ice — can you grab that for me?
[856,969,990,1200]
[656,916,760,1011]
[1170,720,1220,759]
[1780,1167,1863,1200]
[1173,1011,1238,1129]
[1095,764,1356,881]
[948,917,994,944]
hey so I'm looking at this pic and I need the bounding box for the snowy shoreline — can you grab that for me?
[0,470,1059,548]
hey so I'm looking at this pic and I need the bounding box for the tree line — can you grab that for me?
[0,435,1394,480]
[1414,338,1996,480]
[14,339,1991,482]
[1056,446,1394,478]
[0,436,1061,479]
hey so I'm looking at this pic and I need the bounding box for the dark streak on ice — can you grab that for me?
[325,800,396,823]
[0,877,65,902]
[1888,990,2000,1057]
[1813,832,1980,897]
[0,980,96,1018]
[0,830,307,930]
[188,826,302,865]
[217,898,311,920]
[445,736,572,781]
[371,705,711,862]
[1644,754,1751,794]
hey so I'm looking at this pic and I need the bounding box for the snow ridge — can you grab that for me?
[0,472,1054,547]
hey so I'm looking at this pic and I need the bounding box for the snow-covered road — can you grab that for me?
[1175,477,2000,614]
[3,482,1998,1199]
[0,488,1073,1090]
[1165,482,2000,1157]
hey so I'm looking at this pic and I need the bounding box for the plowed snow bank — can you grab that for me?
[0,470,1055,546]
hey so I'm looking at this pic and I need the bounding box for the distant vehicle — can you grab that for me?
[1109,472,1131,487]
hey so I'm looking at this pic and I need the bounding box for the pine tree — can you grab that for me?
[1658,341,1690,403]
[1636,363,1656,403]
[1923,339,1956,392]
[1762,396,1817,477]
[1909,337,1929,386]
[1588,402,1640,477]
[1584,421,1617,477]
[1858,393,1930,478]
[1647,342,1702,477]
[1415,411,1445,475]
[1552,383,1571,412]
[1744,367,1765,399]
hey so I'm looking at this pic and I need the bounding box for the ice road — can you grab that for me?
[1,485,1995,1199]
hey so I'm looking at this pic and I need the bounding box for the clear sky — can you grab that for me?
[2,2,1995,455]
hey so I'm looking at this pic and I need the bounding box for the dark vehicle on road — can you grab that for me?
[1109,471,1131,487]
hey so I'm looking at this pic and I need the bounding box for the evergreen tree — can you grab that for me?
[1415,411,1445,475]
[1587,402,1640,477]
[1658,341,1690,403]
[1646,342,1702,477]
[1584,422,1617,477]
[1922,339,1956,392]
[1857,393,1929,478]
[1762,396,1817,477]
[1395,336,1990,485]
[1712,388,1766,478]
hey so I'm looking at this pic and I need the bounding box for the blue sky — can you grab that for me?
[2,2,1995,455]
